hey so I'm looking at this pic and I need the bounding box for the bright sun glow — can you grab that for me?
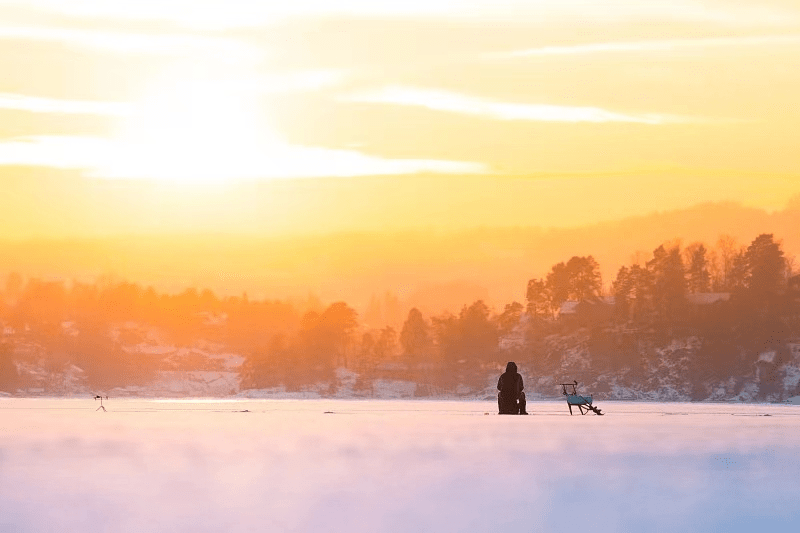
[106,79,274,184]
[1,0,799,227]
[85,77,481,184]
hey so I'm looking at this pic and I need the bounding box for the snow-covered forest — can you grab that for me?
[2,233,799,402]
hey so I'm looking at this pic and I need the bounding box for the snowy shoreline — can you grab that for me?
[4,391,800,405]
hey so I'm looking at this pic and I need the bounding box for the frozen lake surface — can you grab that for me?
[2,399,800,532]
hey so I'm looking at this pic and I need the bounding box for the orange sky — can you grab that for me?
[1,0,800,237]
[0,1,799,250]
[1,1,800,315]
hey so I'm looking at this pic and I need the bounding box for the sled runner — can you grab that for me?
[560,381,603,415]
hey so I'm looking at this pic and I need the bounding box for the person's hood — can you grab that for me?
[505,361,517,374]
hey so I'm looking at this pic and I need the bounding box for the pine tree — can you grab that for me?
[613,266,632,320]
[647,245,686,320]
[745,234,785,296]
[687,243,711,293]
[399,308,431,363]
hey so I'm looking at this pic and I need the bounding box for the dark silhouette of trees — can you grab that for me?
[744,234,785,296]
[351,326,396,387]
[456,300,498,364]
[16,279,67,330]
[374,326,397,361]
[613,266,632,320]
[295,302,358,374]
[318,302,359,367]
[430,312,459,364]
[528,255,602,318]
[727,250,749,292]
[648,244,686,321]
[0,342,18,391]
[496,302,524,335]
[429,300,499,389]
[241,334,287,389]
[399,308,431,363]
[356,331,378,377]
[686,243,711,293]
[567,255,602,301]
[67,321,155,388]
[628,264,654,321]
[714,235,742,291]
[545,262,572,311]
[724,234,788,321]
[545,256,602,310]
[525,278,549,318]
[3,229,800,400]
[2,274,304,392]
[612,263,653,322]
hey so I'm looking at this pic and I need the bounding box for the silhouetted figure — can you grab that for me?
[497,362,527,414]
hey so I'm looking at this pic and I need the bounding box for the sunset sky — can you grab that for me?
[1,0,799,238]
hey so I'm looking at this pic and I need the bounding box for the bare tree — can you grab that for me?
[715,235,742,291]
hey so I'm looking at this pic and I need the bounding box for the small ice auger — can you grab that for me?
[94,395,108,412]
[560,381,603,415]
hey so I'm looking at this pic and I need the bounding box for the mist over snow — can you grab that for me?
[1,399,799,532]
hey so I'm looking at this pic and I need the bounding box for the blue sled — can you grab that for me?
[560,381,603,415]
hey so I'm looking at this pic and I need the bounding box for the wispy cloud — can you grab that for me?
[0,93,132,116]
[0,69,343,117]
[0,25,259,60]
[199,70,347,95]
[343,86,688,125]
[0,135,485,180]
[5,0,798,30]
[488,34,800,59]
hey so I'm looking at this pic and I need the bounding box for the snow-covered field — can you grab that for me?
[1,399,799,532]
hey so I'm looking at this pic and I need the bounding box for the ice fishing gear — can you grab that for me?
[560,381,603,415]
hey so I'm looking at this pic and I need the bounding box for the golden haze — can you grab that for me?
[0,0,799,319]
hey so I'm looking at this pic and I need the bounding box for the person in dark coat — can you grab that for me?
[497,361,528,414]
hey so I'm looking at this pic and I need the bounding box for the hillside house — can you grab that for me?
[686,292,731,320]
[559,297,614,327]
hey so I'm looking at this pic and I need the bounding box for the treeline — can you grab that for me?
[0,275,297,345]
[240,299,516,392]
[244,233,800,394]
[2,232,799,395]
[0,277,298,389]
[611,234,792,323]
[522,233,799,400]
[524,234,794,320]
